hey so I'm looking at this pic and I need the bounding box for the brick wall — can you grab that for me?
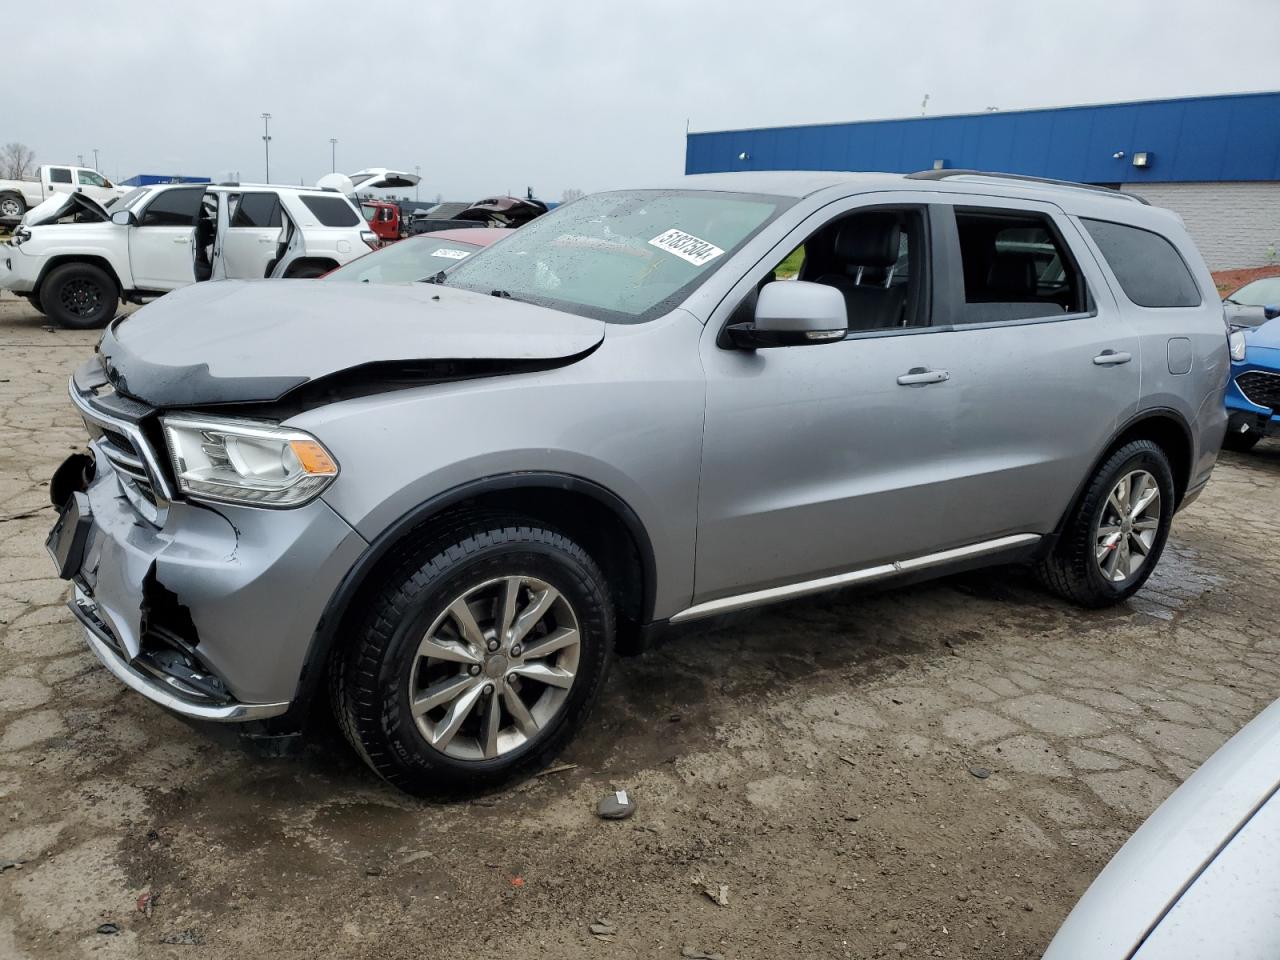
[1119,181,1280,271]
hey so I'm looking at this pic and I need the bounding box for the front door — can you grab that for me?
[695,198,961,602]
[127,186,203,291]
[75,169,121,206]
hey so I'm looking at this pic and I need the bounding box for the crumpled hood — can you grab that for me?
[99,279,605,407]
[22,191,110,226]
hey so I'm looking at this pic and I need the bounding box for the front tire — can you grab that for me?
[41,262,118,329]
[0,192,25,221]
[332,517,614,797]
[1037,440,1175,608]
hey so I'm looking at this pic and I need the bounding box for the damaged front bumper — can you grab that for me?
[49,368,369,721]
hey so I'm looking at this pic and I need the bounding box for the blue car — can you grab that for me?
[1224,276,1280,452]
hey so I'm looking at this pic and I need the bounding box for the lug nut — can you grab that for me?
[510,644,522,657]
[468,664,481,676]
[483,683,494,695]
[487,639,500,652]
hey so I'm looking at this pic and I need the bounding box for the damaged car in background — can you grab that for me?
[46,171,1228,797]
[1,183,376,328]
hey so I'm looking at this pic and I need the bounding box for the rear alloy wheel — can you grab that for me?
[332,517,613,796]
[41,262,118,329]
[1037,439,1175,607]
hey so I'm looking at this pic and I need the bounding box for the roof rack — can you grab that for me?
[905,169,1149,205]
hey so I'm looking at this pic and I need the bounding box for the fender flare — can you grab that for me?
[277,472,658,728]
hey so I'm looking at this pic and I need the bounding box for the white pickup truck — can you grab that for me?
[0,164,129,223]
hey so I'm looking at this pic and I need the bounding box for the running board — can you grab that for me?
[668,533,1042,624]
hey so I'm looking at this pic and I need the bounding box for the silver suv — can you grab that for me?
[47,171,1229,795]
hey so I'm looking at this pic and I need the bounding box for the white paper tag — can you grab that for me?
[647,229,725,267]
[615,790,629,805]
[432,247,471,260]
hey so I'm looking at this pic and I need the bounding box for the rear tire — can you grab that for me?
[1222,431,1261,453]
[331,516,614,797]
[41,262,118,329]
[285,263,330,279]
[1037,440,1175,608]
[0,192,25,221]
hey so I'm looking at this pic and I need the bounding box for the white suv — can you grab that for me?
[0,182,376,328]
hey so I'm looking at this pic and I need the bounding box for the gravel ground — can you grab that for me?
[1,290,1278,960]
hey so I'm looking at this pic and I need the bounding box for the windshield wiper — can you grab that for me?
[420,271,448,284]
[490,289,513,299]
[1223,297,1242,305]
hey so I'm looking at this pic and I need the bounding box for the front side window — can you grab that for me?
[232,192,282,228]
[138,187,203,227]
[48,167,72,184]
[1228,276,1280,307]
[300,194,361,227]
[1082,218,1201,308]
[443,190,791,323]
[361,204,378,221]
[953,209,1086,322]
[325,237,483,283]
[77,170,106,187]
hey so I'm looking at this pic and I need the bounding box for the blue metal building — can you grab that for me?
[121,174,212,187]
[684,91,1280,270]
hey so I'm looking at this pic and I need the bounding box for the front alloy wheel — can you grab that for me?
[1094,470,1161,584]
[410,575,581,760]
[332,517,614,797]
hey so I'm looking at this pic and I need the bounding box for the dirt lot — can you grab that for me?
[1,290,1278,960]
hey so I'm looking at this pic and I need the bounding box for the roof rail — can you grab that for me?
[905,169,1149,205]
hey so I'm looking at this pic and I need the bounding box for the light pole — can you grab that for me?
[261,113,272,183]
[77,153,85,166]
[329,138,338,173]
[414,164,420,201]
[92,148,100,170]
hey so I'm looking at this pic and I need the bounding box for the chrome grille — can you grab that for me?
[1236,371,1280,411]
[70,381,169,523]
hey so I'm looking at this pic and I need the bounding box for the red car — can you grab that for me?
[322,227,508,283]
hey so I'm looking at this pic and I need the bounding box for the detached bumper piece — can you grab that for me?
[68,589,289,723]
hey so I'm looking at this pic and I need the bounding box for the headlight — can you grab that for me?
[162,415,338,508]
[1229,329,1248,361]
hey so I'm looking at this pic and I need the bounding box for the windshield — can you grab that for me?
[442,190,792,323]
[361,203,378,221]
[1229,276,1280,306]
[324,236,483,283]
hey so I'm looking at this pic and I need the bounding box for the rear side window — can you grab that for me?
[48,168,72,184]
[953,209,1086,322]
[300,194,361,227]
[231,192,282,228]
[139,188,203,227]
[1082,218,1201,308]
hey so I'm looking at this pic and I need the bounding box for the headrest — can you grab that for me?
[833,213,902,268]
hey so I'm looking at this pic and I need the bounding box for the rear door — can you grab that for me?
[127,186,203,291]
[45,166,74,198]
[221,191,283,278]
[919,196,1141,544]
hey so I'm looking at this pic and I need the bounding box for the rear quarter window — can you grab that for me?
[300,195,361,227]
[1082,218,1201,308]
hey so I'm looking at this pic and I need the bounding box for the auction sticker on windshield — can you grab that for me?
[433,248,471,260]
[648,229,725,267]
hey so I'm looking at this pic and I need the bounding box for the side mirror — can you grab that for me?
[110,209,136,227]
[726,280,848,349]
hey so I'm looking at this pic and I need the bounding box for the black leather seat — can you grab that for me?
[814,214,906,330]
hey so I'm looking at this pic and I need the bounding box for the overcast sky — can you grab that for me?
[9,0,1280,201]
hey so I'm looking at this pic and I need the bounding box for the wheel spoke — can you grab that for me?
[1104,538,1123,579]
[417,634,480,665]
[1097,524,1121,537]
[1096,531,1122,563]
[1133,517,1159,532]
[431,684,484,750]
[1130,487,1159,520]
[518,626,579,662]
[503,685,540,737]
[509,586,560,646]
[448,597,488,651]
[509,661,576,689]
[413,673,475,715]
[497,577,522,644]
[482,691,502,759]
[1129,532,1150,557]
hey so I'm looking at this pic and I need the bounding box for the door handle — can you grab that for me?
[258,237,275,244]
[897,368,950,386]
[172,237,188,244]
[1093,350,1132,366]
